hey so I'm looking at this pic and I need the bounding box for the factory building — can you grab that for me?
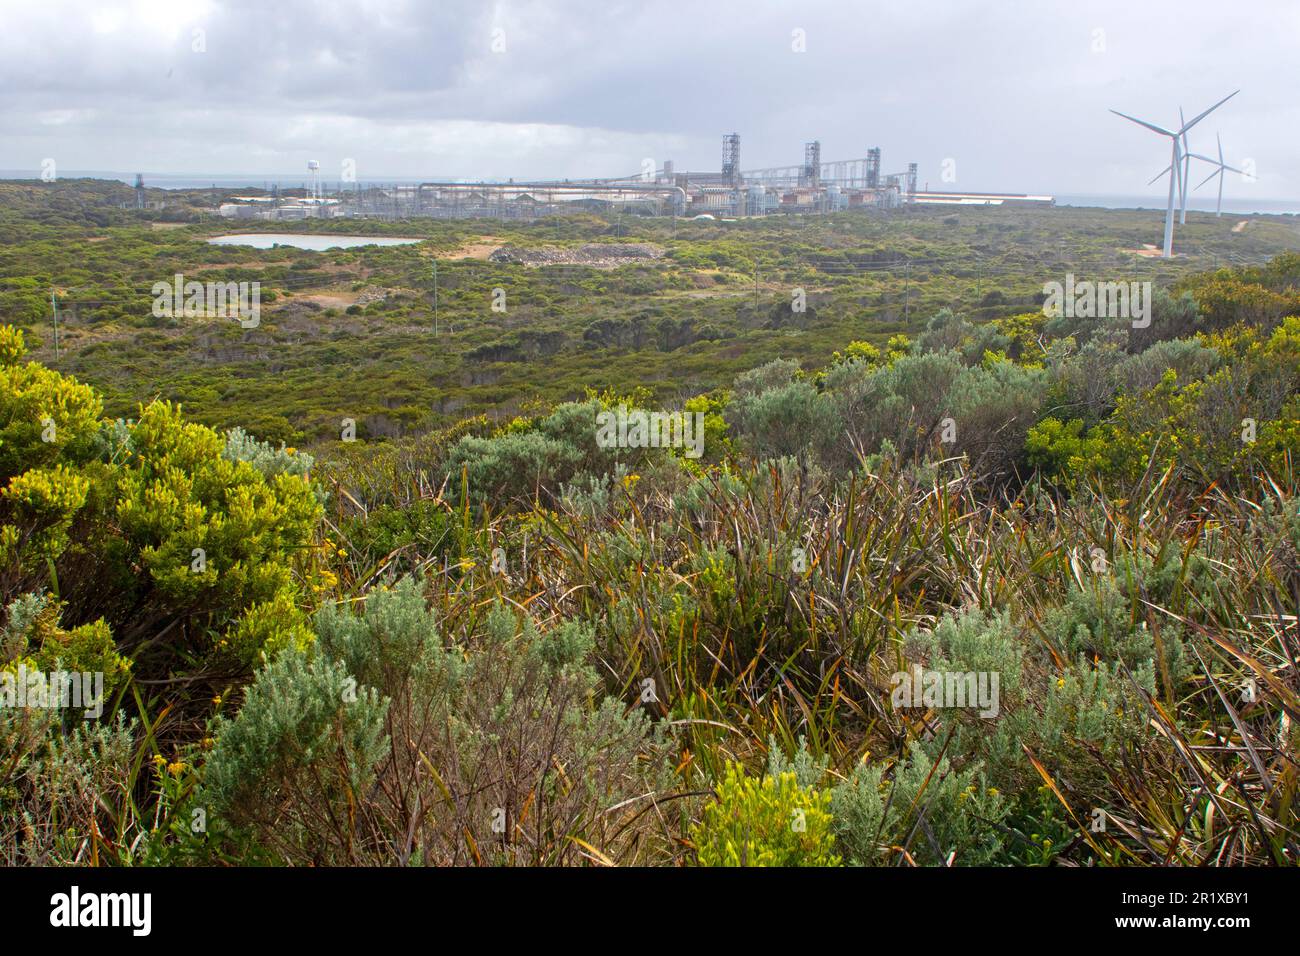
[648,136,914,217]
[210,135,1050,221]
[218,195,342,220]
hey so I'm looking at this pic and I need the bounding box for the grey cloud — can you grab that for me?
[0,0,1293,197]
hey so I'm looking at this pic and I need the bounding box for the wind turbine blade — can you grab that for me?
[1217,132,1224,165]
[1180,90,1240,134]
[1110,109,1175,137]
[1186,153,1219,164]
[1196,168,1220,190]
[1147,166,1172,186]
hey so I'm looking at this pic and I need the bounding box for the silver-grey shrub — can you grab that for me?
[205,577,672,865]
[202,648,389,864]
[831,743,1008,867]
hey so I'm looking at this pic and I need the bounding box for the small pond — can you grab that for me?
[208,234,423,251]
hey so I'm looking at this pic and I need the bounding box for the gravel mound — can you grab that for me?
[489,242,664,267]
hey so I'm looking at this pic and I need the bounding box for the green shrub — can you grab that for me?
[692,763,840,867]
[0,328,325,672]
[1,592,130,700]
[91,400,323,663]
[823,350,966,467]
[1025,417,1114,486]
[446,429,582,505]
[1,465,92,574]
[341,498,456,572]
[731,358,801,399]
[1114,338,1221,396]
[0,329,103,589]
[915,308,982,357]
[905,605,1158,806]
[0,330,102,483]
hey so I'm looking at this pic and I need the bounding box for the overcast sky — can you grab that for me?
[1,0,1295,198]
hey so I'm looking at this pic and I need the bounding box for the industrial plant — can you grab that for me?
[218,134,1054,222]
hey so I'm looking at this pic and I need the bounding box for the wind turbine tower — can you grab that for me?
[1190,133,1244,218]
[1177,108,1192,225]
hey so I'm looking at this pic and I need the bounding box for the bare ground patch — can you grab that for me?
[293,291,363,310]
[1120,243,1166,258]
[440,237,505,260]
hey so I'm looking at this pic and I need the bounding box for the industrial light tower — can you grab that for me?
[722,134,741,186]
[307,159,321,200]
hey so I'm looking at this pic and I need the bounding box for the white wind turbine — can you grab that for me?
[1111,90,1239,257]
[1144,152,1185,221]
[1189,133,1244,218]
[1144,110,1192,225]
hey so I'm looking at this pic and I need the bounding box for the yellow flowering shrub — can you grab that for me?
[691,763,840,867]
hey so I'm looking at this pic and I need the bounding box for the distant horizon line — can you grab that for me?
[2,170,1297,211]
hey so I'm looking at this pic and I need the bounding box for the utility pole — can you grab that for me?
[50,289,60,361]
[753,261,759,309]
[431,259,439,335]
[903,260,911,321]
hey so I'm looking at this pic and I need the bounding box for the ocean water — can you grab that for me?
[209,234,423,251]
[0,170,443,191]
[1055,194,1300,216]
